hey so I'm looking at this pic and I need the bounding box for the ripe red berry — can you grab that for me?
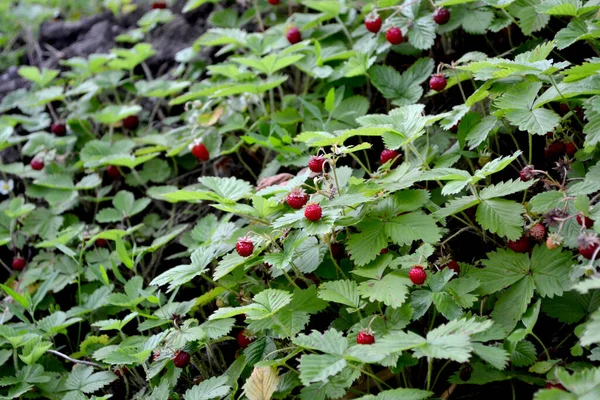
[152,352,160,362]
[380,149,400,165]
[507,235,529,253]
[447,260,460,274]
[559,103,570,116]
[433,7,451,24]
[450,123,459,133]
[520,167,534,182]
[106,165,121,180]
[122,115,139,130]
[529,223,546,241]
[429,74,447,91]
[380,248,388,255]
[545,382,565,390]
[286,190,309,209]
[172,350,190,368]
[331,242,345,260]
[304,203,322,221]
[565,142,577,157]
[96,238,108,248]
[364,14,382,33]
[409,266,427,285]
[385,27,403,45]
[577,215,594,228]
[236,238,254,257]
[356,331,375,345]
[51,122,66,136]
[152,1,167,8]
[579,242,599,260]
[268,0,280,4]
[308,155,325,173]
[12,257,26,271]
[191,143,210,161]
[544,141,566,160]
[286,27,302,44]
[237,330,253,348]
[30,159,44,171]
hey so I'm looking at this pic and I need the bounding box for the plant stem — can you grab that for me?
[530,332,551,360]
[426,357,433,391]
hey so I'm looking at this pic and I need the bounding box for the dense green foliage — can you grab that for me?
[1,0,600,399]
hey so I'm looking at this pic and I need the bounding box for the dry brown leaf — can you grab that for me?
[242,366,280,400]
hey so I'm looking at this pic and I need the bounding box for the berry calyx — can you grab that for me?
[236,237,254,257]
[546,233,562,250]
[429,74,447,91]
[51,122,66,136]
[576,215,594,228]
[364,13,382,33]
[122,115,139,130]
[12,257,26,271]
[106,165,121,180]
[237,330,254,348]
[529,223,546,241]
[446,260,460,274]
[304,203,322,221]
[308,155,325,173]
[507,235,529,253]
[433,7,451,24]
[544,141,566,160]
[385,27,403,45]
[579,242,599,260]
[286,188,309,209]
[191,143,210,161]
[356,331,375,345]
[152,1,167,8]
[286,27,302,44]
[30,159,44,171]
[409,266,427,285]
[268,0,280,4]
[96,238,108,248]
[380,149,400,165]
[565,142,577,157]
[172,350,190,368]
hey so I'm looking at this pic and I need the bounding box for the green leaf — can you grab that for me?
[115,235,133,269]
[294,329,347,356]
[507,339,537,367]
[358,271,411,308]
[184,376,230,400]
[385,212,442,246]
[64,365,116,393]
[318,280,361,310]
[0,284,30,309]
[93,105,142,125]
[476,199,525,240]
[355,388,434,400]
[298,354,346,385]
[491,276,536,333]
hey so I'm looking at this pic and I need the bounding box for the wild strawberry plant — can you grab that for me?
[0,0,600,399]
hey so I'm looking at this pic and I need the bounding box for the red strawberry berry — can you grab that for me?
[529,223,546,241]
[122,115,139,130]
[545,382,565,390]
[409,266,427,285]
[236,238,254,257]
[191,143,210,161]
[577,215,594,228]
[450,123,459,133]
[380,149,400,165]
[96,238,108,248]
[286,189,309,209]
[286,27,302,44]
[356,331,375,345]
[30,159,44,171]
[559,103,570,116]
[308,155,325,173]
[268,0,280,4]
[544,141,566,160]
[152,1,167,8]
[237,330,253,348]
[433,7,451,24]
[565,142,577,157]
[173,350,190,368]
[106,165,121,180]
[447,260,460,274]
[12,257,26,271]
[365,13,382,33]
[380,248,388,255]
[385,27,403,45]
[304,203,322,221]
[579,242,599,260]
[519,166,535,182]
[546,233,562,250]
[429,74,447,91]
[507,235,529,253]
[51,122,66,136]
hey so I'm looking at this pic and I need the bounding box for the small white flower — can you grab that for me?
[0,179,13,195]
[188,138,203,151]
